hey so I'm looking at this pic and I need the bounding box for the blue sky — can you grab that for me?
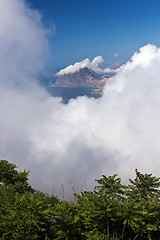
[28,0,160,72]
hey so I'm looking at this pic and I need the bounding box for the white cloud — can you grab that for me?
[56,55,120,76]
[114,52,119,57]
[56,56,105,76]
[91,56,104,66]
[1,0,160,200]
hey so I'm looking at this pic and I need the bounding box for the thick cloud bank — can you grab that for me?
[56,56,119,76]
[1,1,160,199]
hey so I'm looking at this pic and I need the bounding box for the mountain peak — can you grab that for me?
[53,67,109,88]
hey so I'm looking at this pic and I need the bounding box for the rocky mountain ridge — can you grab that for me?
[53,67,111,88]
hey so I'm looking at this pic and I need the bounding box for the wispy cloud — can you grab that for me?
[114,52,119,57]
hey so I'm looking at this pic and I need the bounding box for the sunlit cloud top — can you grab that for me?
[56,56,121,76]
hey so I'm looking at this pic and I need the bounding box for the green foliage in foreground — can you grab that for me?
[1,161,160,239]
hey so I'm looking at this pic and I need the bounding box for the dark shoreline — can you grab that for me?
[48,86,101,103]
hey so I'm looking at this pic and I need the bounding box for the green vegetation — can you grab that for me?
[0,160,160,239]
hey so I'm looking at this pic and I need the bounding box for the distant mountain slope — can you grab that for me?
[109,61,123,70]
[53,67,110,87]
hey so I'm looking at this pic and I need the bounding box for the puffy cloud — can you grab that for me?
[1,0,160,200]
[91,56,104,66]
[56,56,105,76]
[30,44,160,197]
[0,0,48,83]
[56,55,120,76]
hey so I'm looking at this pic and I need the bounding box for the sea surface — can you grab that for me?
[48,87,101,103]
